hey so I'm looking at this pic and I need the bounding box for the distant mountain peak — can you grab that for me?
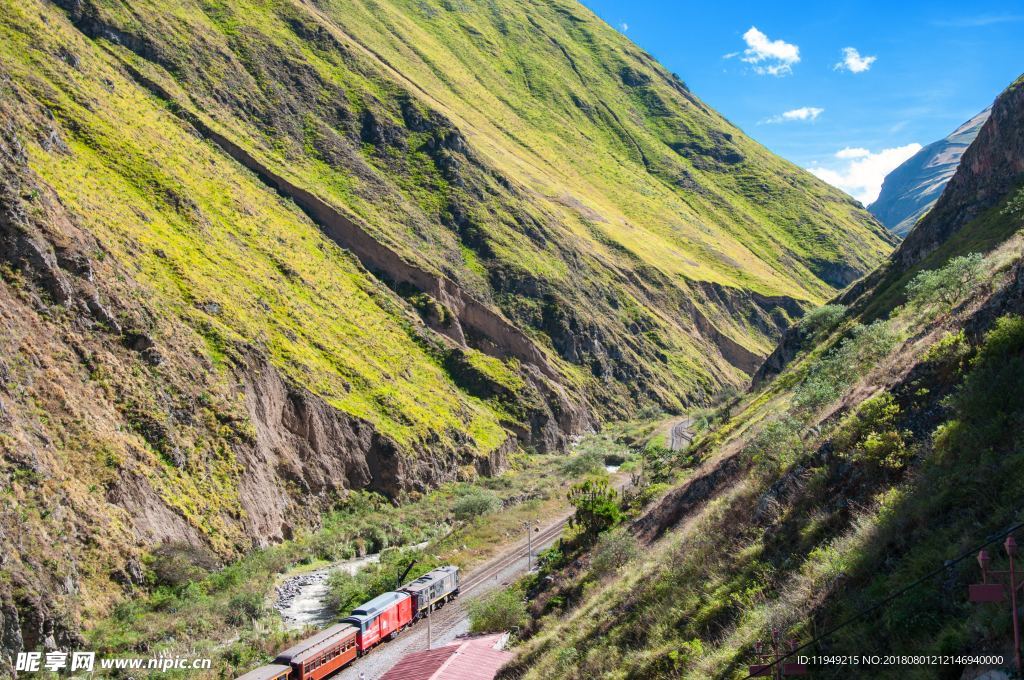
[868,106,992,236]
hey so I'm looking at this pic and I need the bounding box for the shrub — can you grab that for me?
[923,329,971,381]
[794,320,900,411]
[799,304,847,340]
[833,394,911,470]
[453,491,499,521]
[559,451,605,476]
[744,417,805,472]
[905,253,985,312]
[567,478,622,543]
[149,542,219,588]
[590,529,639,578]
[225,591,264,626]
[635,443,696,484]
[942,315,1024,453]
[1000,187,1024,216]
[468,587,527,633]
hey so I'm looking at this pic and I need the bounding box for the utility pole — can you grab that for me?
[969,534,1024,672]
[748,629,806,678]
[523,521,536,571]
[426,605,432,651]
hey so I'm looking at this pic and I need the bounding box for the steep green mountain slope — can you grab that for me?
[507,74,1024,680]
[0,0,894,664]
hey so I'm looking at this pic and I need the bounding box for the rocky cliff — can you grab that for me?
[843,75,1024,319]
[869,107,990,236]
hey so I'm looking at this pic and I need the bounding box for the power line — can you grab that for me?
[743,517,1024,678]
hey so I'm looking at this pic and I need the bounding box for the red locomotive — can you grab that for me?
[235,565,460,680]
[342,591,414,652]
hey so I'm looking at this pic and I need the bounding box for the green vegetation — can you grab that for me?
[468,585,528,634]
[798,303,847,340]
[832,394,912,471]
[509,223,1024,678]
[452,489,500,521]
[589,529,640,579]
[793,320,901,411]
[0,0,899,667]
[567,479,623,545]
[905,253,985,313]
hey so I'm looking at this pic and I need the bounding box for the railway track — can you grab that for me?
[336,473,630,677]
[669,416,695,451]
[416,513,572,641]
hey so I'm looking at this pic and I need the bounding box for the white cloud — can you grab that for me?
[728,26,800,76]
[835,147,871,159]
[835,47,876,73]
[620,22,629,32]
[765,106,824,124]
[809,143,923,204]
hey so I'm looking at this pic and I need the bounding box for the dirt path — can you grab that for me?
[669,416,695,451]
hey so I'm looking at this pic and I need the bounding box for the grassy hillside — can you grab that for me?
[42,0,895,403]
[0,0,896,667]
[506,75,1024,680]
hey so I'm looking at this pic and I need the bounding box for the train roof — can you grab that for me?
[273,623,356,663]
[234,664,291,680]
[400,566,459,593]
[289,626,357,665]
[349,590,408,618]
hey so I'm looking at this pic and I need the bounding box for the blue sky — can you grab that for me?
[580,0,1024,205]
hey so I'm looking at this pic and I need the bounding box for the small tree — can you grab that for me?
[590,529,639,578]
[905,253,985,311]
[453,491,499,521]
[567,479,622,544]
[799,304,847,340]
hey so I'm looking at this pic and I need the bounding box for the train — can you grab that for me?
[236,565,460,680]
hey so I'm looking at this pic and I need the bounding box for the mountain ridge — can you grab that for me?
[869,106,991,236]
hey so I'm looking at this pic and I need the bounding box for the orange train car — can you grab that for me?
[273,622,358,680]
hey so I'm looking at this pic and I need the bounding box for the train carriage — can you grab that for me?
[273,622,358,680]
[342,591,414,653]
[235,664,291,680]
[400,565,460,618]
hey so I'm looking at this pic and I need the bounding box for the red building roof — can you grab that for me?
[380,634,514,680]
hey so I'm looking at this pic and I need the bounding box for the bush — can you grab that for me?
[149,542,219,588]
[468,587,528,633]
[453,491,499,521]
[637,444,696,484]
[905,253,985,312]
[833,394,911,470]
[744,417,805,472]
[799,304,847,340]
[942,315,1024,453]
[225,591,264,626]
[794,320,900,411]
[590,529,639,578]
[559,450,607,477]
